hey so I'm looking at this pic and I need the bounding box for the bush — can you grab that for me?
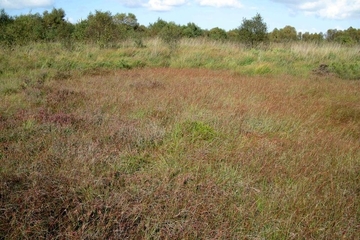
[159,22,182,51]
[330,62,360,80]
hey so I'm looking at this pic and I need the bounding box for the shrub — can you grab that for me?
[330,62,360,80]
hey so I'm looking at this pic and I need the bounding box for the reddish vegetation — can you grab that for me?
[1,68,359,239]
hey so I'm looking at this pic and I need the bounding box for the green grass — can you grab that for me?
[1,39,359,239]
[1,39,359,87]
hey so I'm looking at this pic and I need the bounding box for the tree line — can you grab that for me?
[1,8,359,48]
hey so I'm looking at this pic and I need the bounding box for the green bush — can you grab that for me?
[330,62,360,80]
[159,22,182,51]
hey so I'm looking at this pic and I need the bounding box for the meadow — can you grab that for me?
[1,38,359,239]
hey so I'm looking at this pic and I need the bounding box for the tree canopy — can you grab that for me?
[269,25,297,42]
[0,8,359,48]
[238,13,268,47]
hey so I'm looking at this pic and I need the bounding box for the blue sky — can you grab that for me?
[1,0,360,33]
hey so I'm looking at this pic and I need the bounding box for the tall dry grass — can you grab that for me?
[1,38,359,90]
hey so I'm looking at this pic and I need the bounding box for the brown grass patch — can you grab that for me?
[1,68,359,239]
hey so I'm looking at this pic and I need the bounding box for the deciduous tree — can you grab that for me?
[86,10,117,47]
[270,26,298,42]
[208,27,227,41]
[238,13,268,47]
[183,22,203,38]
[43,8,73,42]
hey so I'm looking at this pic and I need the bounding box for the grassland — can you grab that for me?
[1,39,360,239]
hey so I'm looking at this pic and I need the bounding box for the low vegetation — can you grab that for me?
[1,37,359,239]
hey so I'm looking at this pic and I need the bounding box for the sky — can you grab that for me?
[1,0,360,33]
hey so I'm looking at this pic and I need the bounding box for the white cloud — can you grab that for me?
[146,0,188,11]
[0,0,54,9]
[196,0,243,8]
[118,0,148,8]
[118,0,243,10]
[271,0,360,19]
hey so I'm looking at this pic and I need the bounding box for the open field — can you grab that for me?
[1,39,360,239]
